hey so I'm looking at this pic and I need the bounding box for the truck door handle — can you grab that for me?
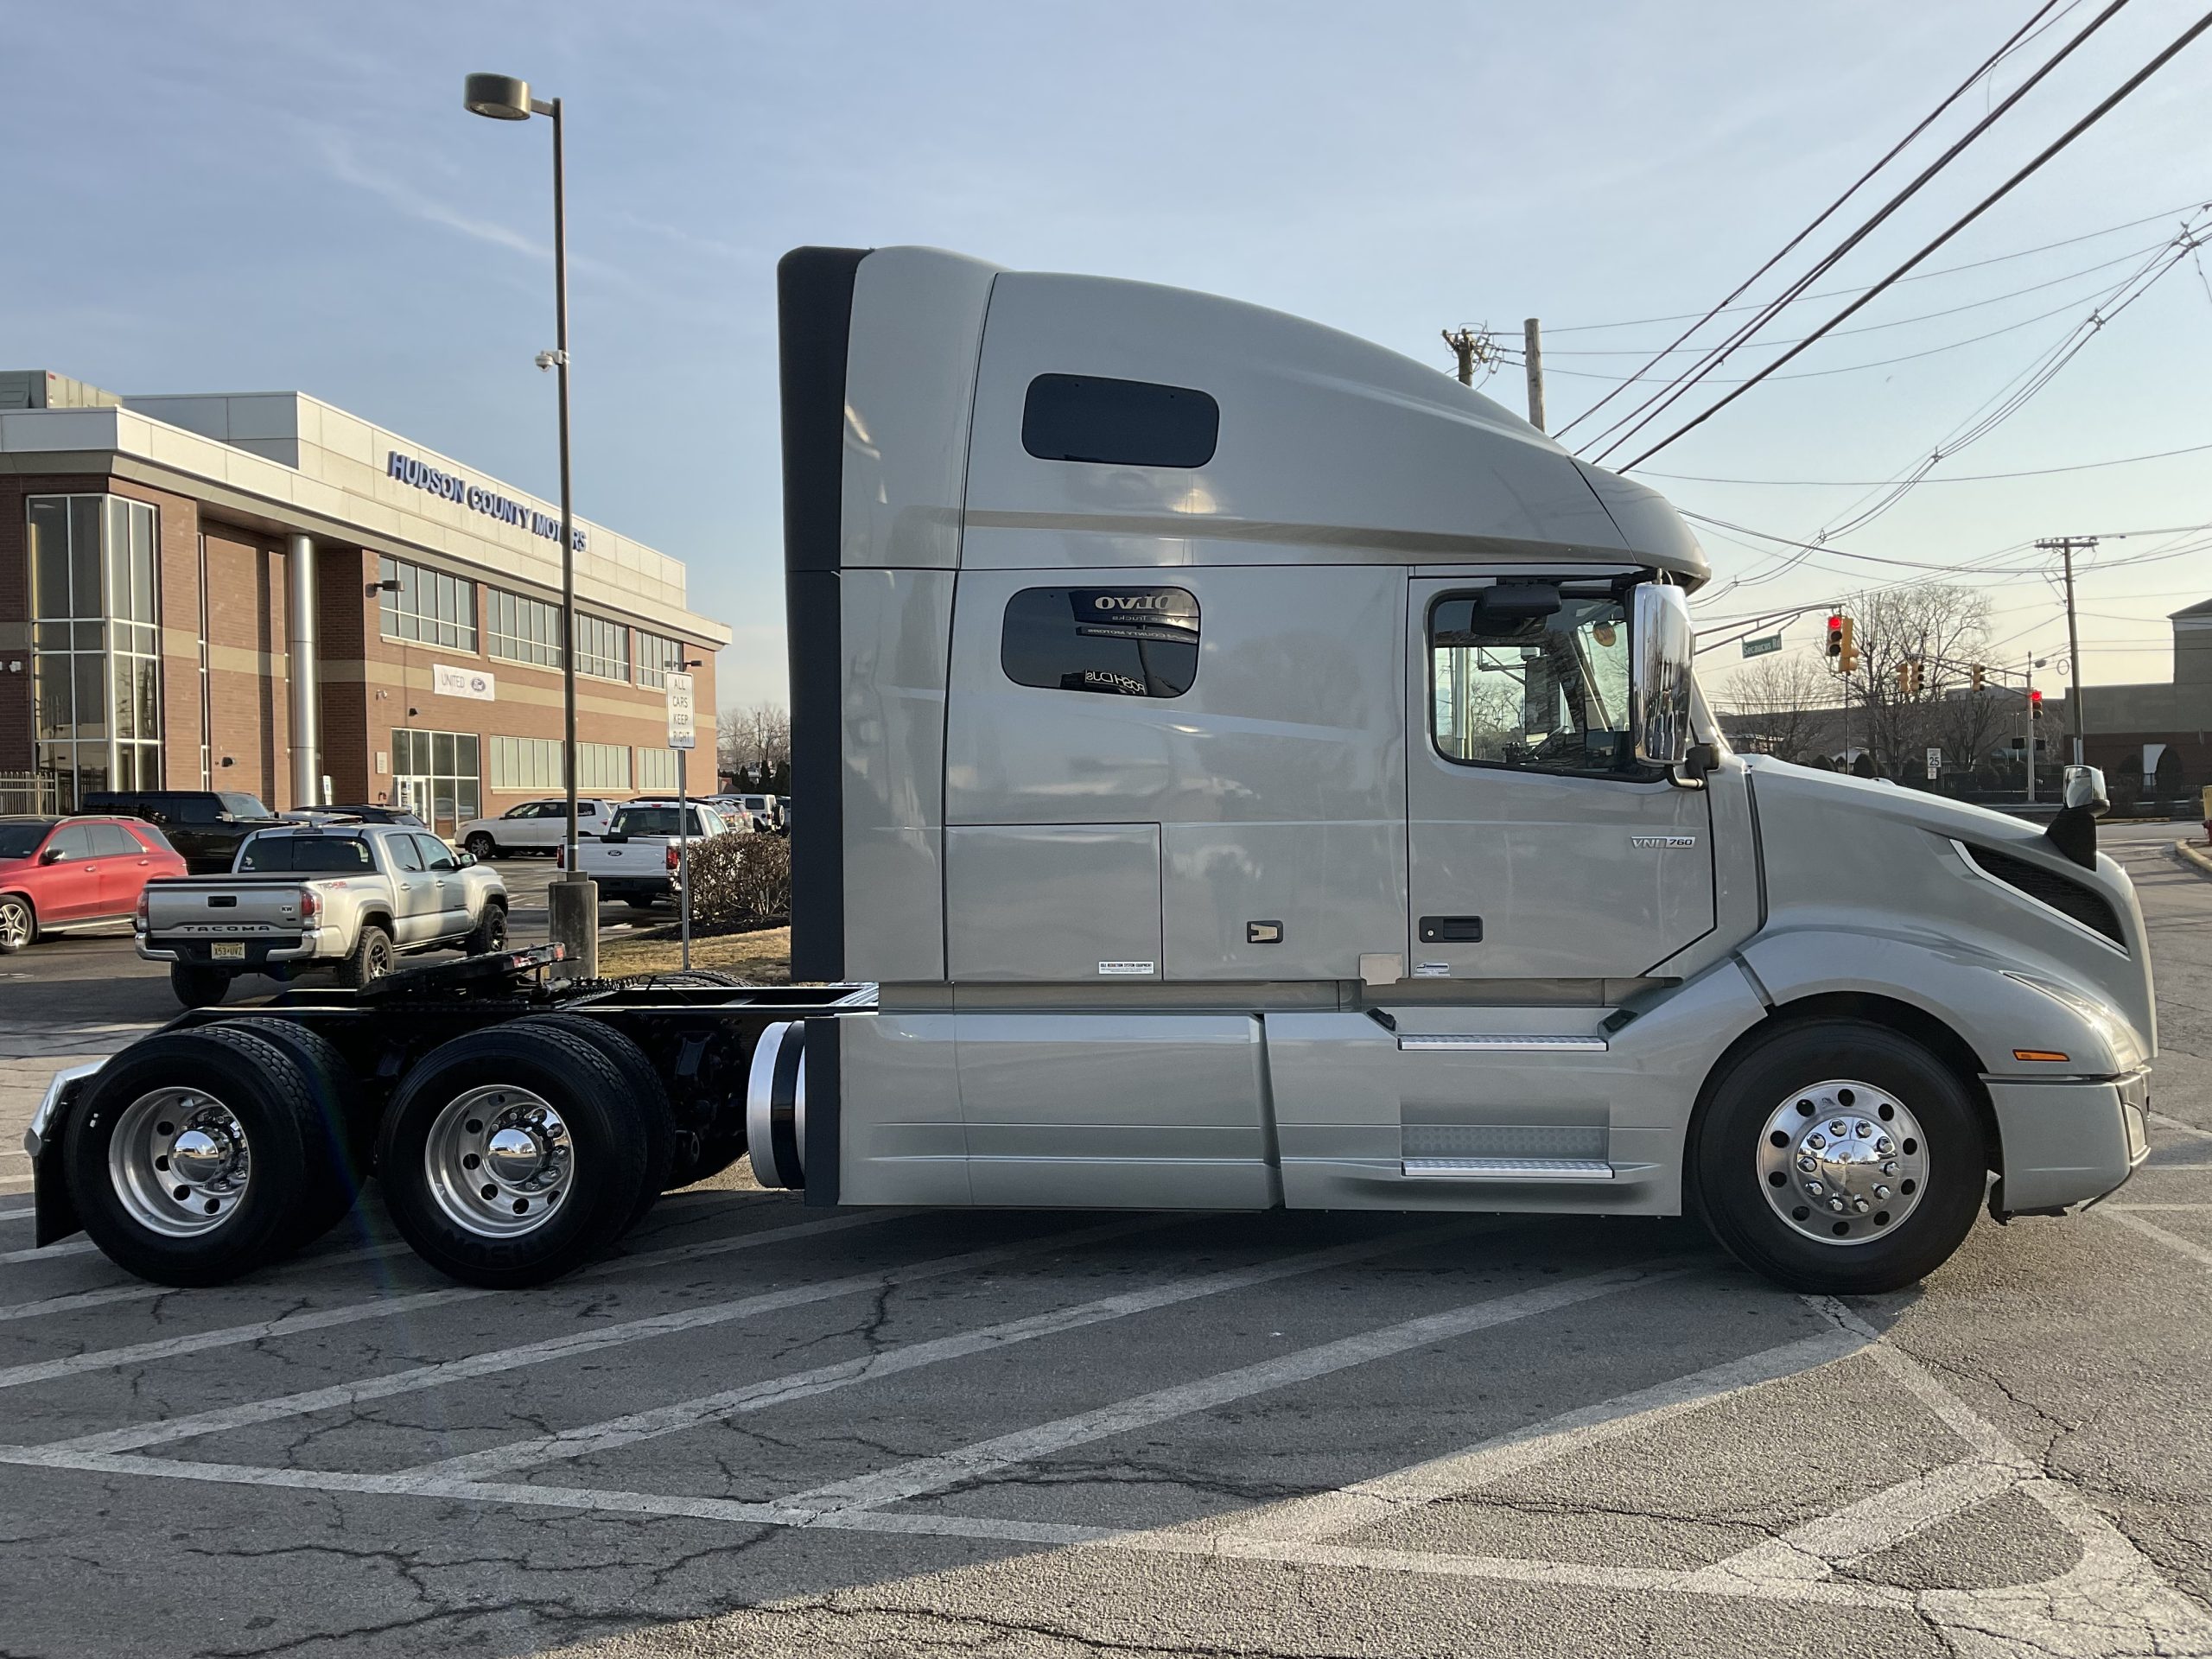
[1418,915,1484,944]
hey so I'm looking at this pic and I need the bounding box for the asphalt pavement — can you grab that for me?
[0,819,2207,1656]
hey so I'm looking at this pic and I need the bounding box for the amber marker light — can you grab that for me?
[2013,1049,2071,1064]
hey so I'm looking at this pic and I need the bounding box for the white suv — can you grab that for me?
[457,798,617,859]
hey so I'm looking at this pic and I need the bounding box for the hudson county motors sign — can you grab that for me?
[386,451,587,552]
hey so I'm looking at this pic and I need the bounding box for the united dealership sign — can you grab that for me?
[386,450,587,551]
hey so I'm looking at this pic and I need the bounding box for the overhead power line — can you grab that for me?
[1541,196,2212,334]
[1640,437,2212,486]
[1586,0,2141,466]
[1552,0,2076,445]
[1613,8,2212,472]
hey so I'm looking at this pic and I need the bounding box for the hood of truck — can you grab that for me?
[1742,755,2155,1068]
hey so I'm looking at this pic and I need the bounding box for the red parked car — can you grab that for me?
[0,816,188,953]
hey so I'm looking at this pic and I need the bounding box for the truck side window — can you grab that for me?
[1021,374,1218,468]
[1429,590,1647,778]
[1001,587,1199,699]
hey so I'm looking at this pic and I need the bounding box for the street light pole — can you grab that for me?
[466,72,596,976]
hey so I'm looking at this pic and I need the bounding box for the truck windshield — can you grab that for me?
[613,808,683,836]
[219,793,272,818]
[238,836,375,873]
[1430,592,1642,775]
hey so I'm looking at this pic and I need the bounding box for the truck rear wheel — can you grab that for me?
[510,1013,675,1231]
[1691,1020,1986,1295]
[62,1027,321,1286]
[344,925,396,990]
[169,963,230,1007]
[226,1019,368,1249]
[375,1023,650,1287]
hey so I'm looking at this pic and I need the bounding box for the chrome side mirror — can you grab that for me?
[1630,583,1694,767]
[2062,765,2109,817]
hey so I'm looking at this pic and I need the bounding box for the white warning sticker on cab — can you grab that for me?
[1097,960,1157,976]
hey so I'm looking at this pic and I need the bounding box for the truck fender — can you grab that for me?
[1738,927,2145,1081]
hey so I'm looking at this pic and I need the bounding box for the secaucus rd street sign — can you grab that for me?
[1740,633,1783,658]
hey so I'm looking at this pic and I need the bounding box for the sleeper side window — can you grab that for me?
[1429,587,1648,779]
[1021,375,1219,468]
[1001,587,1199,699]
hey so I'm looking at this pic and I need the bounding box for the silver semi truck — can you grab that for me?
[24,246,2152,1297]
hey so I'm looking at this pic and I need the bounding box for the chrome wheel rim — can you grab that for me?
[423,1085,572,1237]
[0,899,28,949]
[108,1088,251,1237]
[363,936,392,979]
[1758,1078,1929,1247]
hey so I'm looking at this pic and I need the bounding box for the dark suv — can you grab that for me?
[81,790,281,874]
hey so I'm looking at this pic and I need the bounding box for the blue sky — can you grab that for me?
[6,1,2207,710]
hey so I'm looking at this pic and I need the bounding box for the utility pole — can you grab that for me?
[1523,317,1546,433]
[2037,537,2096,767]
[2024,656,2035,805]
[1440,326,1495,388]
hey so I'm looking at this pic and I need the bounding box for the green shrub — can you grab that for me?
[683,833,791,929]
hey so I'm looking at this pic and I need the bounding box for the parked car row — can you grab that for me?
[0,815,189,952]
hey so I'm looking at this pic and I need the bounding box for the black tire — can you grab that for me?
[461,901,509,957]
[63,1027,320,1286]
[464,833,499,860]
[375,1023,650,1288]
[170,963,231,1008]
[0,893,34,953]
[224,1019,368,1249]
[623,895,659,912]
[511,1013,676,1224]
[1691,1019,1987,1295]
[344,925,395,991]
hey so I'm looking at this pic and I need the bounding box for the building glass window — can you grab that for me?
[29,494,162,809]
[635,630,685,690]
[489,734,563,792]
[390,727,480,830]
[378,556,478,651]
[635,747,679,791]
[577,741,631,792]
[487,588,564,669]
[575,613,629,683]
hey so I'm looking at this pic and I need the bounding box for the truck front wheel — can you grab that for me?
[375,1023,650,1288]
[169,963,230,1007]
[1691,1020,1987,1296]
[62,1027,321,1285]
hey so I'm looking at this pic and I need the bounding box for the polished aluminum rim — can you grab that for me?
[1757,1078,1929,1247]
[108,1087,251,1237]
[0,898,29,950]
[361,933,394,979]
[423,1085,572,1237]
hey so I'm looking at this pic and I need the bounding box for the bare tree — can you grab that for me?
[1840,585,1992,779]
[717,701,792,790]
[1716,653,1837,765]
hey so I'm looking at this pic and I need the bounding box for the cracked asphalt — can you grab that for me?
[0,818,2207,1657]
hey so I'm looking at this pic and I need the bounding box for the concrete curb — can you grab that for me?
[2171,840,2212,878]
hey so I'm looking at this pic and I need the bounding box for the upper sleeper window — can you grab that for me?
[1021,374,1219,468]
[1001,587,1199,699]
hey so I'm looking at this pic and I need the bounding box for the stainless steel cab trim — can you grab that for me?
[1401,1157,1616,1180]
[1395,1034,1610,1052]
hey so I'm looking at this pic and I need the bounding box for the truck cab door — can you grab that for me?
[1405,577,1713,982]
[384,833,435,944]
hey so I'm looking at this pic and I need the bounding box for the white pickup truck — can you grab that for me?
[557,800,739,908]
[137,823,509,1007]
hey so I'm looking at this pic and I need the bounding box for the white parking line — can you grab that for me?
[40,1217,1167,1456]
[1686,1459,2020,1591]
[0,1210,898,1385]
[404,1221,1492,1485]
[0,1207,34,1224]
[0,1240,99,1267]
[778,1261,1688,1518]
[2149,1111,2212,1141]
[1217,1325,1865,1548]
[2100,1208,2212,1269]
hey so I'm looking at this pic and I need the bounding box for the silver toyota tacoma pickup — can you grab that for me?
[137,823,508,1007]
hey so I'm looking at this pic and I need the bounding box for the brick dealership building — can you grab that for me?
[1,371,727,831]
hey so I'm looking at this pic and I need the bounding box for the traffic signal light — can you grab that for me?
[1897,659,1922,696]
[1970,663,1986,691]
[1826,614,1844,661]
[2030,689,2044,721]
[1837,616,1858,674]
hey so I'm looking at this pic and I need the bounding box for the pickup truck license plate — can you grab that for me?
[212,942,246,960]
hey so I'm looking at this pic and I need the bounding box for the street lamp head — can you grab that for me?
[464,73,535,120]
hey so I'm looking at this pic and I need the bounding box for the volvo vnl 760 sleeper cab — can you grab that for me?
[24,245,2153,1299]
